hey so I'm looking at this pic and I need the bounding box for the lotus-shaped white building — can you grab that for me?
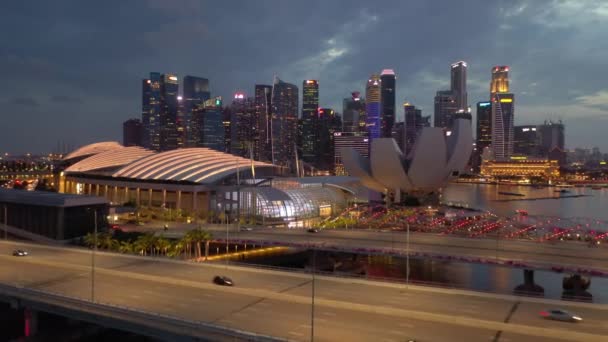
[342,119,472,200]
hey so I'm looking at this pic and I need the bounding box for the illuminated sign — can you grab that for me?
[601,161,607,165]
[169,76,178,81]
[234,93,245,99]
[177,96,183,101]
[510,156,527,160]
[215,99,221,106]
[305,80,317,84]
[500,98,513,103]
[479,102,491,107]
[522,128,530,132]
[333,132,342,137]
[146,80,151,84]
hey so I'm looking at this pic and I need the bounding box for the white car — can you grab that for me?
[12,249,28,257]
[540,309,582,322]
[241,227,253,231]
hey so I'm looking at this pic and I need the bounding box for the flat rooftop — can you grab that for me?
[0,188,108,207]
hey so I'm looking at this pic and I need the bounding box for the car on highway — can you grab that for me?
[307,228,319,233]
[12,249,28,257]
[213,275,234,286]
[241,227,253,231]
[539,309,582,322]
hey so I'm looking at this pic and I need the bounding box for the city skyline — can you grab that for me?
[2,1,608,153]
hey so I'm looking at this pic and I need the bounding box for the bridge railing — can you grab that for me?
[0,283,286,342]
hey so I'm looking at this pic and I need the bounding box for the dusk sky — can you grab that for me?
[1,0,608,154]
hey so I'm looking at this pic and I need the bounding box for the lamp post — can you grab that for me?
[91,209,97,303]
[310,248,316,342]
[225,209,229,268]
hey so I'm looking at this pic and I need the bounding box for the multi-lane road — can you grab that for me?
[140,224,608,275]
[0,240,607,341]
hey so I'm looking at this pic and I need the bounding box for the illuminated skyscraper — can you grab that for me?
[271,77,299,170]
[365,74,381,141]
[230,92,256,157]
[301,80,319,163]
[476,101,492,152]
[514,125,539,156]
[380,69,396,138]
[316,108,342,172]
[183,76,210,147]
[159,73,179,151]
[491,66,509,95]
[142,72,161,150]
[342,92,366,133]
[192,97,224,151]
[450,61,468,111]
[434,90,457,128]
[491,93,515,160]
[403,102,428,156]
[255,84,272,162]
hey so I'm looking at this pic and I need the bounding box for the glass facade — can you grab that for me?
[380,70,396,138]
[271,78,299,170]
[301,80,319,163]
[365,74,381,141]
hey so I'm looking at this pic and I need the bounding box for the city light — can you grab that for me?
[500,98,513,103]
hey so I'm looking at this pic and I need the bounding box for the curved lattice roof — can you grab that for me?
[113,148,276,184]
[63,141,123,161]
[65,146,155,173]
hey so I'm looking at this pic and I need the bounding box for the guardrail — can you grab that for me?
[0,283,285,342]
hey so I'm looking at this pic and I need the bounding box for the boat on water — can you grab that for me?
[498,191,525,196]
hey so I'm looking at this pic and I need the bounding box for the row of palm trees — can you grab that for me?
[83,229,214,260]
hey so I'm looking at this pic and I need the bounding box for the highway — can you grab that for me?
[1,240,607,341]
[141,224,608,275]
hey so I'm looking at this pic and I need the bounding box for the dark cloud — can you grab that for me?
[1,0,607,153]
[8,97,39,107]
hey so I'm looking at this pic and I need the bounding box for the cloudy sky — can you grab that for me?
[1,0,608,154]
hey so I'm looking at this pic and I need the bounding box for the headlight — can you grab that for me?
[572,316,582,321]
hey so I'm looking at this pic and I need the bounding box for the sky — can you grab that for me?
[1,0,608,154]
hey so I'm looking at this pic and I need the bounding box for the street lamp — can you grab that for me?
[91,209,98,303]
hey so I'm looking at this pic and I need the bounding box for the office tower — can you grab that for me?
[222,106,231,153]
[142,72,161,150]
[158,73,179,151]
[391,121,405,153]
[301,80,319,163]
[451,61,468,111]
[333,132,369,175]
[491,92,515,160]
[365,74,382,141]
[380,69,396,138]
[182,76,210,147]
[491,66,509,95]
[271,77,299,170]
[476,102,492,152]
[539,120,566,165]
[403,102,428,156]
[192,97,225,151]
[514,125,539,156]
[230,92,256,157]
[315,108,342,172]
[123,118,143,147]
[434,90,458,128]
[342,91,366,133]
[254,84,273,162]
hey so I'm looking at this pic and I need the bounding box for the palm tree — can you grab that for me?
[83,232,98,248]
[186,229,213,261]
[134,233,155,256]
[155,235,171,256]
[119,241,134,254]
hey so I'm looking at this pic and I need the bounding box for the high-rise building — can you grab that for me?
[192,97,224,152]
[301,80,319,163]
[271,77,299,170]
[142,72,162,150]
[539,120,566,165]
[230,92,256,157]
[333,132,369,175]
[182,76,210,147]
[365,74,382,141]
[476,102,492,152]
[380,69,396,138]
[491,66,509,95]
[315,108,342,172]
[123,118,143,147]
[403,102,428,156]
[491,92,515,160]
[514,125,539,156]
[391,121,405,153]
[222,106,232,153]
[342,92,366,133]
[159,73,179,151]
[434,90,458,128]
[450,61,468,111]
[254,84,273,162]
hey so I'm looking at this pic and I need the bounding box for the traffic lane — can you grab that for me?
[33,270,268,324]
[0,257,86,289]
[282,278,515,323]
[216,298,504,342]
[509,301,608,336]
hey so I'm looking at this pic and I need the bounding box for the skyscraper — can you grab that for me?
[434,90,458,128]
[333,132,369,175]
[476,101,492,153]
[514,125,539,156]
[159,73,179,151]
[403,102,428,156]
[254,84,272,162]
[301,80,319,163]
[491,66,509,95]
[230,92,256,157]
[123,118,143,147]
[182,76,210,147]
[142,72,161,150]
[539,120,566,165]
[491,92,515,160]
[365,74,381,141]
[380,69,396,138]
[450,61,468,111]
[342,92,366,133]
[192,97,225,152]
[271,77,299,170]
[316,108,342,172]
